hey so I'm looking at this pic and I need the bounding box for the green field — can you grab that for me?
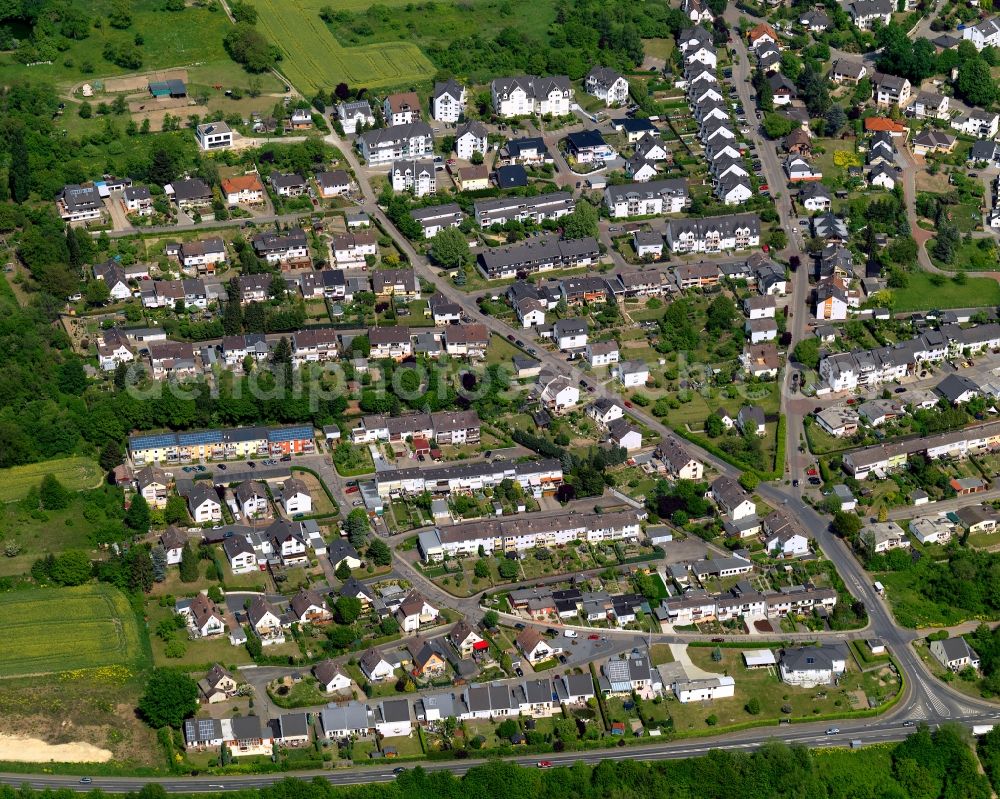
[0,0,236,88]
[0,457,104,503]
[249,0,436,91]
[887,270,1000,312]
[0,585,146,677]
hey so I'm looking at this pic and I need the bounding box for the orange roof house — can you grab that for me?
[864,117,907,137]
[747,23,778,46]
[222,174,264,197]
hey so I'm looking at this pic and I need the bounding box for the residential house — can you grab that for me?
[604,179,689,217]
[832,58,867,84]
[270,173,307,197]
[360,649,396,682]
[223,534,257,574]
[223,174,265,205]
[57,183,103,222]
[357,122,434,166]
[454,120,488,160]
[711,476,756,520]
[390,159,435,197]
[332,231,379,266]
[871,72,912,107]
[491,75,573,118]
[848,0,893,29]
[248,596,286,645]
[252,229,309,267]
[319,702,372,739]
[585,66,629,106]
[396,590,439,632]
[516,628,555,664]
[192,120,232,150]
[411,204,465,238]
[292,588,334,625]
[779,645,847,686]
[316,170,352,198]
[737,405,766,436]
[613,359,649,387]
[337,100,375,134]
[432,79,466,122]
[930,637,981,671]
[384,91,422,126]
[123,185,153,216]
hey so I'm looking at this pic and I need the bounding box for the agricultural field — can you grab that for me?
[0,457,103,503]
[0,585,146,677]
[248,0,436,91]
[0,0,236,88]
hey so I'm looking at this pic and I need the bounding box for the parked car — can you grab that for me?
[564,630,578,638]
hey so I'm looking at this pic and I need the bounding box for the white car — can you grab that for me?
[563,630,578,639]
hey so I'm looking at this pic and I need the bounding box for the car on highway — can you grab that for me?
[825,728,840,735]
[902,720,915,727]
[80,779,93,785]
[393,767,407,775]
[537,761,553,768]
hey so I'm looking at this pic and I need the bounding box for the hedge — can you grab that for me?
[290,465,340,517]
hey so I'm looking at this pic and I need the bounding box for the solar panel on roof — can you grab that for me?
[268,426,312,442]
[130,432,178,448]
[197,719,216,737]
[177,429,224,445]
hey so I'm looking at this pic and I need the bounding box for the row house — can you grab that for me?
[477,235,598,280]
[140,278,208,309]
[474,192,575,227]
[378,457,563,501]
[350,409,481,445]
[128,424,314,465]
[147,340,197,380]
[292,328,338,364]
[221,333,270,366]
[416,509,640,562]
[842,421,1000,479]
[410,203,465,238]
[368,325,413,359]
[444,323,490,358]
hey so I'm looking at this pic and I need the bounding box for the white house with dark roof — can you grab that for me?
[930,637,980,671]
[491,75,573,117]
[432,79,466,122]
[455,120,488,160]
[585,66,629,106]
[337,100,375,134]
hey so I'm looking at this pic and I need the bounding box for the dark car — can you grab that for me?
[546,628,559,637]
[217,464,227,470]
[792,479,799,487]
[393,767,407,775]
[515,622,526,630]
[515,666,524,677]
[247,461,256,468]
[895,387,906,393]
[280,454,291,462]
[507,334,515,342]
[711,637,725,643]
[808,477,822,485]
[558,654,568,664]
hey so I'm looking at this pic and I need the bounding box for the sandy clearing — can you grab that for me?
[0,734,112,763]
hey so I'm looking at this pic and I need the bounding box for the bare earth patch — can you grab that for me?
[0,734,112,763]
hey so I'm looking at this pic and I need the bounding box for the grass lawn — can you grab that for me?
[0,456,103,503]
[0,585,146,677]
[291,471,337,515]
[248,0,436,91]
[332,443,375,477]
[953,202,983,233]
[643,38,675,61]
[268,676,329,708]
[485,334,525,366]
[147,601,253,668]
[887,270,1000,311]
[658,647,900,734]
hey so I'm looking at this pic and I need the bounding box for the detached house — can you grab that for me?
[848,0,892,29]
[57,184,103,222]
[396,590,439,632]
[491,75,573,118]
[455,120,488,161]
[292,588,333,624]
[390,159,435,197]
[832,58,867,84]
[223,174,265,205]
[432,79,465,122]
[314,660,353,693]
[360,648,396,682]
[930,637,981,672]
[384,91,422,126]
[871,72,912,108]
[516,628,555,664]
[357,122,434,165]
[585,66,629,106]
[337,100,375,134]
